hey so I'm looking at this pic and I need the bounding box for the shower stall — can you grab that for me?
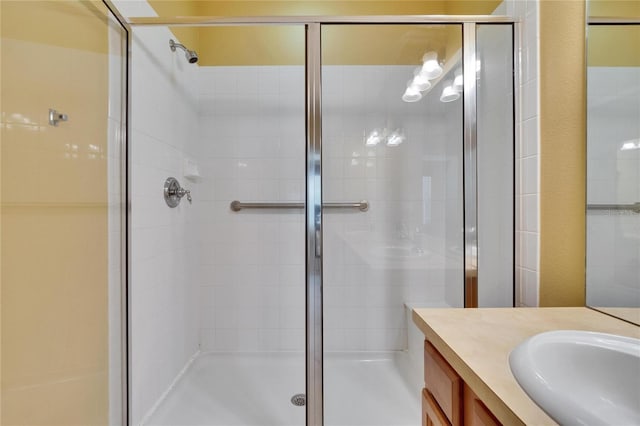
[109,3,516,425]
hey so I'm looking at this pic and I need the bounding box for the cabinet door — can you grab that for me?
[423,389,452,426]
[463,383,501,426]
[424,341,463,425]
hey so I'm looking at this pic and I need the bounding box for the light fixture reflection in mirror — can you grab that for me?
[363,128,406,147]
[620,139,640,151]
[411,68,432,92]
[440,80,460,103]
[365,129,384,146]
[386,130,406,147]
[402,84,422,102]
[453,68,463,91]
[421,51,443,79]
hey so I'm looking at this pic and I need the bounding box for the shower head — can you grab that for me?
[185,50,198,64]
[169,39,199,64]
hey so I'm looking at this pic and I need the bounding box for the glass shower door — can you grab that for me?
[124,15,515,425]
[1,1,126,424]
[320,24,465,426]
[128,23,309,425]
[319,22,515,425]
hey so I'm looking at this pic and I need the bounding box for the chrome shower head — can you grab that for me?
[169,39,198,64]
[185,50,198,64]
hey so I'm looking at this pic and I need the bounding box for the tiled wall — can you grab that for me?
[586,67,640,306]
[196,64,464,352]
[195,65,307,352]
[116,1,202,423]
[321,65,464,350]
[122,0,539,418]
[511,0,540,307]
[187,35,521,352]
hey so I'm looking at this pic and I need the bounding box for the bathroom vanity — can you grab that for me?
[412,307,640,425]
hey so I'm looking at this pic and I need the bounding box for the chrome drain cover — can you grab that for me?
[291,393,306,406]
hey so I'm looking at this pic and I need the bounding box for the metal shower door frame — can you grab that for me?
[109,8,518,425]
[305,22,324,426]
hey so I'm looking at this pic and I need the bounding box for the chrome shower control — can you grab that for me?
[178,187,192,203]
[164,177,192,208]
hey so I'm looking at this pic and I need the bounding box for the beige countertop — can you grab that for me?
[591,307,640,326]
[412,307,640,425]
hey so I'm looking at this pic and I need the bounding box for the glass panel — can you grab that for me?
[586,24,640,323]
[476,24,514,307]
[1,1,125,423]
[128,25,307,425]
[321,24,464,426]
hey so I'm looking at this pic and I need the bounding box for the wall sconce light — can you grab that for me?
[386,130,406,147]
[364,128,407,147]
[402,82,422,103]
[365,129,384,146]
[402,51,444,102]
[453,69,463,92]
[421,52,443,80]
[440,80,460,103]
[411,68,432,92]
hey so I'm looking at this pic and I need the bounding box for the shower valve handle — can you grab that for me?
[164,177,192,208]
[178,188,192,204]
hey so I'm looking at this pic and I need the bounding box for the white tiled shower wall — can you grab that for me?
[195,65,307,352]
[507,0,540,307]
[117,2,203,423]
[196,65,463,353]
[319,65,464,349]
[586,67,640,307]
[117,0,542,420]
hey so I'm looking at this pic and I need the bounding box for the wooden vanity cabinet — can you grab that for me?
[423,340,502,426]
[423,389,451,426]
[423,341,462,425]
[463,383,501,426]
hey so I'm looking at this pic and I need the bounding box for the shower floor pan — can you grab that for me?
[144,351,421,426]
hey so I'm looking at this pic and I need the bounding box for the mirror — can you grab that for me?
[586,2,640,324]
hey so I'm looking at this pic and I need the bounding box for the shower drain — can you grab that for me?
[291,393,306,406]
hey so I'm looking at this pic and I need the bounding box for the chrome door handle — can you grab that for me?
[315,228,321,258]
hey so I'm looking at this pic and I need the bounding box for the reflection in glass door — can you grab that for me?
[321,24,464,426]
[320,23,514,425]
[586,24,640,309]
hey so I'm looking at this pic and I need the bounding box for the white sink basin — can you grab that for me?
[509,330,640,425]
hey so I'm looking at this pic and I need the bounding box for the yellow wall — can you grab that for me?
[148,0,501,66]
[589,0,640,17]
[588,1,640,67]
[588,25,640,67]
[1,1,110,424]
[538,0,587,307]
[145,0,201,59]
